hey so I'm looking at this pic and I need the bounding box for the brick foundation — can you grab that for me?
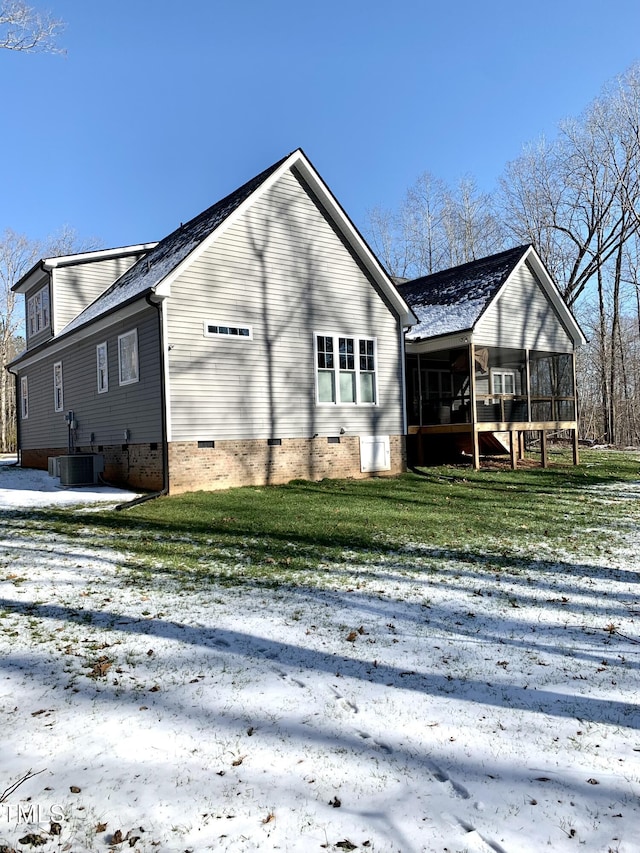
[166,435,406,494]
[21,448,65,471]
[20,436,406,495]
[21,445,164,491]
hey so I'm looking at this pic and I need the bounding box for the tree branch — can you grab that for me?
[0,1,64,54]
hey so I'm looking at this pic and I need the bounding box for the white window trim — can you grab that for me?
[314,332,378,406]
[96,342,109,393]
[27,285,50,338]
[53,361,63,412]
[20,376,28,419]
[118,329,139,386]
[203,321,253,340]
[491,369,517,395]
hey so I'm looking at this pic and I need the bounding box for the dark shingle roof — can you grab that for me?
[397,245,531,341]
[61,153,292,335]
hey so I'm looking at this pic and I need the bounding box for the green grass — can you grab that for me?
[18,449,640,588]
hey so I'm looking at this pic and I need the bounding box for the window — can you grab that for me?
[27,285,50,337]
[492,370,516,395]
[53,361,63,412]
[118,329,139,385]
[96,342,108,393]
[315,334,377,405]
[204,321,252,339]
[20,376,28,419]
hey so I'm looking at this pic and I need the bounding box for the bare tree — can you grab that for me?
[500,64,640,444]
[440,176,504,268]
[0,229,38,451]
[367,171,504,280]
[0,1,64,54]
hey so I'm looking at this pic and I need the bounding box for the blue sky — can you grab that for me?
[2,0,640,251]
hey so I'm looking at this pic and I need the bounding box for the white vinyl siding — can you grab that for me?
[53,361,63,412]
[96,342,108,393]
[165,168,404,441]
[118,329,139,386]
[52,253,149,334]
[477,263,574,351]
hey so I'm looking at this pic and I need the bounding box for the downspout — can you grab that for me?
[6,365,21,467]
[116,293,169,510]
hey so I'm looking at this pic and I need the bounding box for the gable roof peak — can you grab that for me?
[398,244,534,341]
[42,147,413,341]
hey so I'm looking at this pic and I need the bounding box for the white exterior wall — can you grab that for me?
[52,254,147,334]
[476,262,574,352]
[166,169,404,441]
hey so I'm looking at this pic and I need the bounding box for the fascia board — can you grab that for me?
[44,243,158,268]
[12,264,48,295]
[405,330,473,354]
[12,243,158,294]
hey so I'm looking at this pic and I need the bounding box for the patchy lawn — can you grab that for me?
[0,452,639,852]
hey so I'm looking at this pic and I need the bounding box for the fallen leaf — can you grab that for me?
[18,834,47,847]
[70,785,81,793]
[329,796,341,808]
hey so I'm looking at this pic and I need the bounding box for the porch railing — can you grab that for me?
[412,394,577,426]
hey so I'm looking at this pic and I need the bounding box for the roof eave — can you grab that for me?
[11,242,159,294]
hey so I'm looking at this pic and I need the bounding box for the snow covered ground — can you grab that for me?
[0,460,639,852]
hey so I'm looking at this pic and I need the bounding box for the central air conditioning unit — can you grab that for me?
[58,454,104,487]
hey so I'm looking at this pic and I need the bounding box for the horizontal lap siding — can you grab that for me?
[19,307,162,450]
[477,263,573,351]
[167,169,404,441]
[53,254,145,333]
